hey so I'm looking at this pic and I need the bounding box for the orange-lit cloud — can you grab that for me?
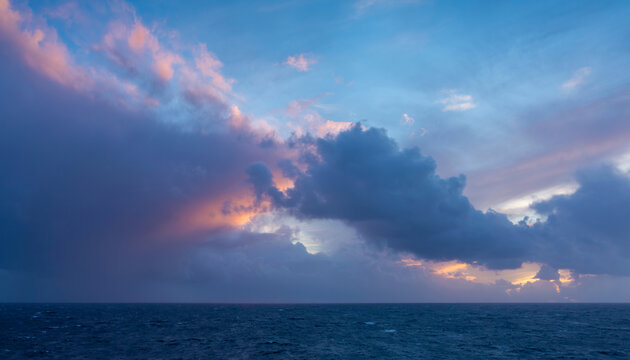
[165,169,293,238]
[271,169,295,192]
[399,258,423,267]
[169,191,262,236]
[431,261,477,282]
[399,256,580,296]
[401,257,541,286]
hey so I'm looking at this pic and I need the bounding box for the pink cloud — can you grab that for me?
[0,0,90,90]
[194,43,234,93]
[287,109,353,138]
[316,120,353,137]
[152,51,183,81]
[1,0,249,131]
[0,0,169,111]
[286,93,327,118]
[45,2,85,24]
[285,53,316,72]
[98,18,182,82]
[180,66,226,107]
[128,20,157,52]
[92,69,160,109]
[177,45,236,112]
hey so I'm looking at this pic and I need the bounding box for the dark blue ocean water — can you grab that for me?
[1,304,629,359]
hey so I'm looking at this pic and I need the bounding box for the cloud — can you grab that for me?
[3,0,246,131]
[0,0,230,114]
[0,65,593,302]
[402,113,414,125]
[249,124,532,270]
[289,112,353,138]
[464,88,630,213]
[3,0,630,303]
[285,53,316,72]
[535,264,560,281]
[561,67,591,91]
[286,94,327,118]
[490,182,579,222]
[0,0,90,89]
[194,43,234,93]
[249,125,630,277]
[317,120,354,137]
[98,17,184,82]
[530,165,630,276]
[438,90,477,112]
[45,2,85,24]
[284,97,353,138]
[0,49,289,300]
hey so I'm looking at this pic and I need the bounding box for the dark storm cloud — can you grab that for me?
[249,125,630,275]
[248,125,534,270]
[531,166,630,276]
[246,162,284,204]
[534,264,560,281]
[0,49,285,299]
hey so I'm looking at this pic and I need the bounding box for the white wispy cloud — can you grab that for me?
[438,90,476,112]
[561,67,591,91]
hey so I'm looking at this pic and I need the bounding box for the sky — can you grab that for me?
[1,0,630,302]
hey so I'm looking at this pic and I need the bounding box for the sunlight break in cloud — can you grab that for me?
[561,67,592,91]
[285,53,316,72]
[438,90,477,112]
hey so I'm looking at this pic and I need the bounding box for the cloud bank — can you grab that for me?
[250,125,630,276]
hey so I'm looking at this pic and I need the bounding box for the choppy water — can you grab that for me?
[1,304,629,359]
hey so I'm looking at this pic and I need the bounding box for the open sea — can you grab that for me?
[1,304,629,359]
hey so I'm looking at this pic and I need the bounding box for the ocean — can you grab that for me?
[1,304,628,359]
